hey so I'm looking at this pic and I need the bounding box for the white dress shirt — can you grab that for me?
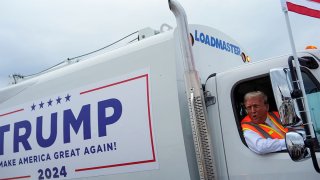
[243,117,287,154]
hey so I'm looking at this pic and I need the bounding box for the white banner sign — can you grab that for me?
[0,69,158,179]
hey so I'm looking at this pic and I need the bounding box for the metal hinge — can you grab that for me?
[204,91,216,107]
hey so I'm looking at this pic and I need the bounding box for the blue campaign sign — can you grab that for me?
[0,68,158,179]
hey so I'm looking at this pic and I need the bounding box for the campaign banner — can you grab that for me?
[0,69,158,179]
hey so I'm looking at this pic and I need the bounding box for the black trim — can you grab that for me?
[299,57,319,69]
[301,67,320,92]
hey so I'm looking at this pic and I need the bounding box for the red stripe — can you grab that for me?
[80,74,148,95]
[287,2,320,18]
[0,109,24,117]
[145,74,156,161]
[75,159,156,172]
[0,175,31,180]
[310,0,320,3]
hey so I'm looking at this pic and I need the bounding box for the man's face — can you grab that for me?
[245,96,269,124]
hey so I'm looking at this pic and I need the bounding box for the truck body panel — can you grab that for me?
[0,31,201,180]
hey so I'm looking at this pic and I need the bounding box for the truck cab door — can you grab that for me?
[206,52,320,179]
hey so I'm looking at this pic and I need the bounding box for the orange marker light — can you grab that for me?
[306,45,317,49]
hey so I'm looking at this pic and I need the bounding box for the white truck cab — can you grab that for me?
[205,50,320,179]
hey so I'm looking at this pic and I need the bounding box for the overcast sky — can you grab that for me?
[1,0,319,88]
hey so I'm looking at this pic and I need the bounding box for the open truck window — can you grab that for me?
[232,75,278,146]
[232,69,320,151]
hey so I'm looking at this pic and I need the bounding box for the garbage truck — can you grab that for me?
[0,0,319,179]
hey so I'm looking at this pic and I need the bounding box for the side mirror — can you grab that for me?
[270,68,300,127]
[286,132,310,162]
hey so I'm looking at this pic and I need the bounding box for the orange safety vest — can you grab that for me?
[241,112,288,139]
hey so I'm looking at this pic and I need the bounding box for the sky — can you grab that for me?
[0,0,320,88]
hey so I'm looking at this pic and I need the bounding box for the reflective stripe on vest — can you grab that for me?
[242,122,272,139]
[241,112,287,139]
[268,112,288,134]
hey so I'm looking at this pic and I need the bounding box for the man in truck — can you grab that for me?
[241,91,288,154]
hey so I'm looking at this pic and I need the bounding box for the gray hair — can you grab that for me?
[244,91,268,104]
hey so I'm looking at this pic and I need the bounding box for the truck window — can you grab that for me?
[302,69,320,146]
[232,75,277,146]
[232,70,320,151]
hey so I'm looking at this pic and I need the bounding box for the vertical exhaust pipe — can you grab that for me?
[169,0,216,179]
